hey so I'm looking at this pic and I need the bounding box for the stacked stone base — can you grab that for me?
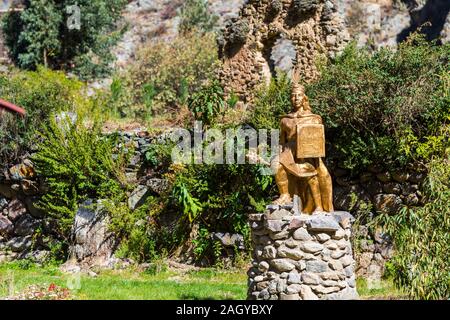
[248,206,358,300]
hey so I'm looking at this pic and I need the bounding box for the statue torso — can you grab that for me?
[281,112,323,143]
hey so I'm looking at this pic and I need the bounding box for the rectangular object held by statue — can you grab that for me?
[296,124,325,158]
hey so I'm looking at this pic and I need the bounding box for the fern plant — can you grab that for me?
[172,181,203,223]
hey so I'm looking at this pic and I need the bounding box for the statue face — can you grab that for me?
[291,90,305,111]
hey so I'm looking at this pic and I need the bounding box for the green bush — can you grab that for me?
[179,0,219,35]
[144,143,174,169]
[121,32,219,118]
[172,164,274,238]
[107,194,187,264]
[306,34,450,173]
[192,227,212,260]
[106,197,172,263]
[32,116,129,243]
[2,0,127,80]
[249,73,292,131]
[373,154,450,299]
[188,80,226,126]
[134,149,274,265]
[33,121,180,262]
[0,67,90,166]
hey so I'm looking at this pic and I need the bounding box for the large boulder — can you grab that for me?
[212,232,245,250]
[0,215,13,237]
[14,214,40,237]
[6,199,27,222]
[128,185,151,210]
[373,194,403,215]
[146,178,169,195]
[7,236,33,252]
[67,200,117,267]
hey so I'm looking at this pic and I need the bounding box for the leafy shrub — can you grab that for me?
[143,141,176,173]
[306,34,450,173]
[0,67,89,166]
[179,0,218,35]
[373,154,450,299]
[192,227,211,260]
[170,163,273,238]
[2,0,127,80]
[249,73,292,130]
[172,181,203,223]
[188,80,226,126]
[32,116,129,243]
[140,157,274,265]
[122,32,219,118]
[106,197,168,263]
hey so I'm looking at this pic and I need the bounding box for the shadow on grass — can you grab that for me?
[178,294,217,300]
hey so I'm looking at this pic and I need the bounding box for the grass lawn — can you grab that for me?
[356,277,406,300]
[0,262,404,300]
[0,262,247,300]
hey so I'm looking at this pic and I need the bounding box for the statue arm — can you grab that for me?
[280,120,287,151]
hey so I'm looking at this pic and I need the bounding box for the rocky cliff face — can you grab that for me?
[112,0,246,69]
[337,0,450,48]
[113,0,450,67]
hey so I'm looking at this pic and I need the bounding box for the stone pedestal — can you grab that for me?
[248,206,359,300]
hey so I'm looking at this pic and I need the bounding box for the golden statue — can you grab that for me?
[272,78,334,214]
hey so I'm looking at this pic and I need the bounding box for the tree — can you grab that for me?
[4,0,61,69]
[2,0,127,80]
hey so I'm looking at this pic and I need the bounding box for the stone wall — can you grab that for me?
[0,128,169,265]
[331,164,425,279]
[0,160,48,263]
[218,0,349,102]
[248,206,358,300]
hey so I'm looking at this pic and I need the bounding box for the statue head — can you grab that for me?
[291,83,311,113]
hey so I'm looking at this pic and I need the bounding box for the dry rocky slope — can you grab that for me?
[113,0,450,71]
